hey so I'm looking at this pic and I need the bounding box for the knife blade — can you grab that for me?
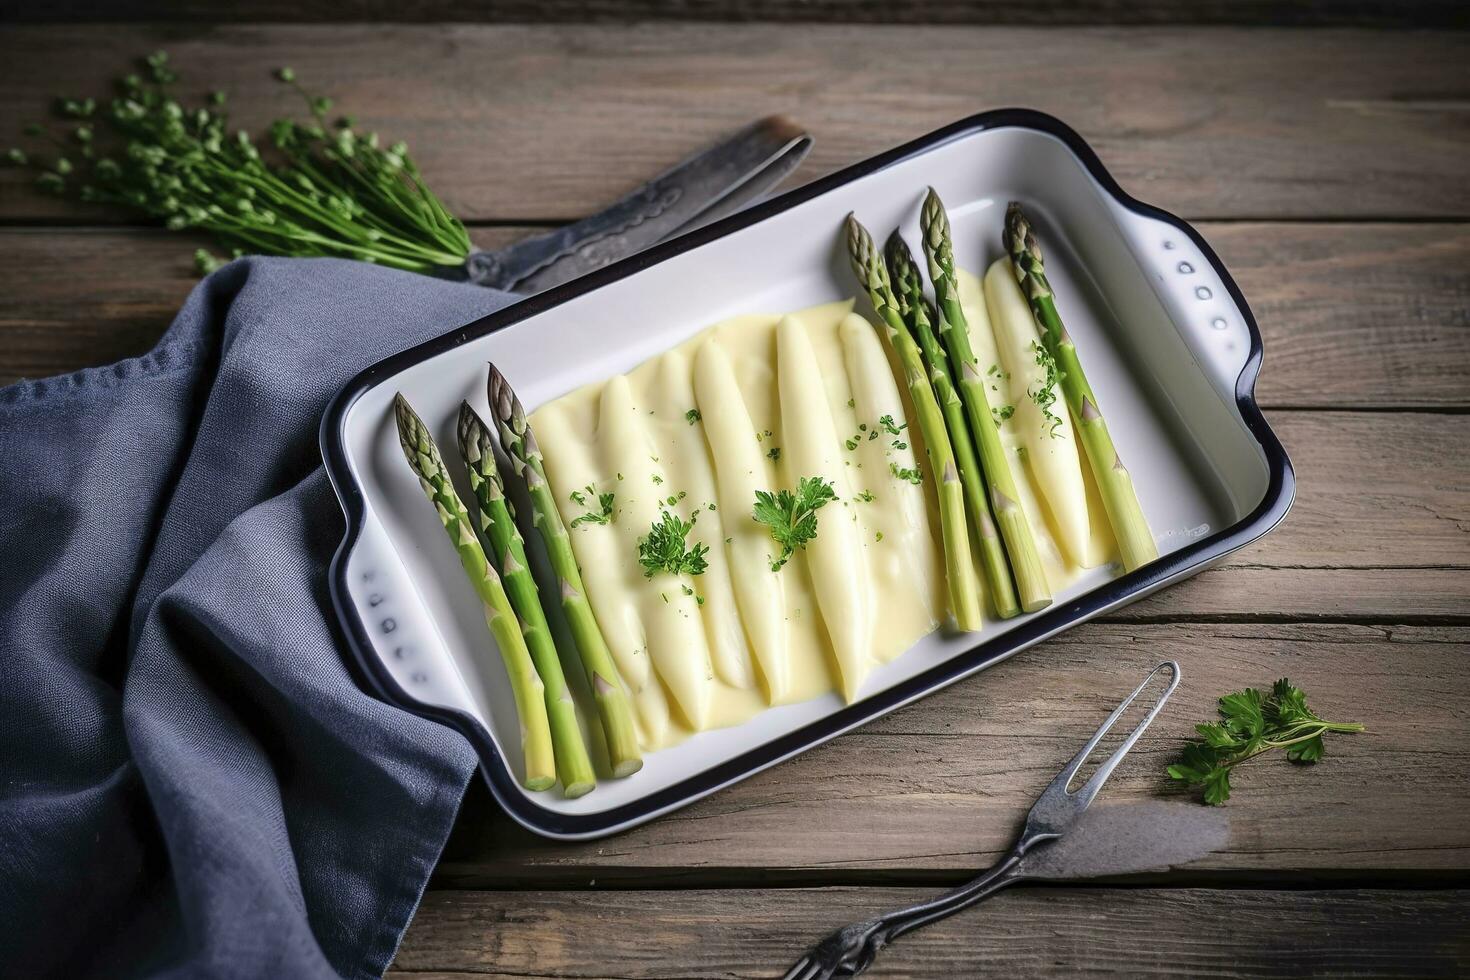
[463,115,812,294]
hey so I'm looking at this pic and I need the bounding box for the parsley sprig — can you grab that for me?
[637,511,709,578]
[753,476,837,572]
[1168,678,1364,805]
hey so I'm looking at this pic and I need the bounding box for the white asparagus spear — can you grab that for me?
[692,337,794,703]
[776,314,872,702]
[650,350,755,691]
[839,312,945,645]
[530,399,671,748]
[978,260,1094,567]
[597,374,715,731]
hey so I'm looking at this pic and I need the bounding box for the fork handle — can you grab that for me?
[783,847,1026,979]
[877,852,1025,947]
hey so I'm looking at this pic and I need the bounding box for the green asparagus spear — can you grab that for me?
[392,393,556,791]
[486,366,644,777]
[845,214,984,632]
[457,402,597,798]
[1003,202,1158,572]
[921,189,1053,613]
[886,231,1021,620]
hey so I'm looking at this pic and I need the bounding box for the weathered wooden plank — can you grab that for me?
[2,27,1467,221]
[0,227,524,385]
[435,623,1470,886]
[17,0,1470,29]
[1,224,1466,408]
[1209,223,1470,411]
[1130,411,1470,620]
[389,887,1470,978]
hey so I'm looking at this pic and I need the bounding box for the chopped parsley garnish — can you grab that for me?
[685,408,702,424]
[845,437,859,451]
[651,473,664,485]
[878,414,906,437]
[637,511,709,578]
[992,404,1015,424]
[1028,341,1065,438]
[767,447,781,462]
[855,489,875,502]
[569,485,615,528]
[890,462,923,485]
[752,476,837,572]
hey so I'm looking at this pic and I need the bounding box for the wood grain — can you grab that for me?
[18,0,1470,28]
[1129,411,1470,621]
[1,224,1466,406]
[2,26,1468,222]
[0,227,522,385]
[2,19,1466,978]
[434,623,1470,887]
[390,886,1470,978]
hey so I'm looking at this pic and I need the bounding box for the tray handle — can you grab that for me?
[338,512,496,741]
[1115,209,1257,397]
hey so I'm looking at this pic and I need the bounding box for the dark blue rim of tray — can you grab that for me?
[320,108,1295,840]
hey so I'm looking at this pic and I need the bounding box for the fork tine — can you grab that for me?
[1066,661,1180,808]
[781,955,822,980]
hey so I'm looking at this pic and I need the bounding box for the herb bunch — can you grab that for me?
[753,476,837,572]
[638,511,709,578]
[4,51,471,275]
[1168,678,1364,805]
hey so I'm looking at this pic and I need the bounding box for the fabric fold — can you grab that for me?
[0,257,509,978]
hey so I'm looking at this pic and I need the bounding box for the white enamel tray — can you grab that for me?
[321,110,1293,839]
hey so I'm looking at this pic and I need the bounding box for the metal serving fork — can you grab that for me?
[782,661,1181,980]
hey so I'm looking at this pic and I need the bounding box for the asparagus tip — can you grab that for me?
[455,399,479,457]
[392,392,426,459]
[487,361,516,423]
[919,188,953,270]
[920,186,946,226]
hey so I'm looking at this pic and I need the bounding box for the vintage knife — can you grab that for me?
[463,116,812,294]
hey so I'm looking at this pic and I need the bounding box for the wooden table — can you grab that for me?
[3,20,1468,979]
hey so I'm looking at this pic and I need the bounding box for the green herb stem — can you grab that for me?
[5,53,471,273]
